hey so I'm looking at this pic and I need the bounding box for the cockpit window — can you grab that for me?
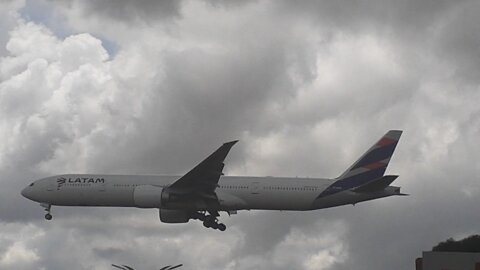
[29,183,35,186]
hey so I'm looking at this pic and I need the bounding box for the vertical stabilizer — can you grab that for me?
[319,130,402,197]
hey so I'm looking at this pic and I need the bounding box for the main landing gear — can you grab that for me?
[41,203,52,220]
[191,211,226,231]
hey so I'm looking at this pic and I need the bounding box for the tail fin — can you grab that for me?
[319,130,402,197]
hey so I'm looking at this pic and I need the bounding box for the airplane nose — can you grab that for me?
[21,186,31,199]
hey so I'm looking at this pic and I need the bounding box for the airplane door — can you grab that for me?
[46,181,54,191]
[250,182,260,195]
[99,181,106,192]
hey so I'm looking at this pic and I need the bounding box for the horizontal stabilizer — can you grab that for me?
[353,175,398,193]
[318,130,402,197]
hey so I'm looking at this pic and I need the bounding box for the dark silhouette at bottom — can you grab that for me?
[112,264,183,270]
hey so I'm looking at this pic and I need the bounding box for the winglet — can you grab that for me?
[167,140,239,193]
[210,140,238,163]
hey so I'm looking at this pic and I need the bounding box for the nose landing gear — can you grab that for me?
[40,203,52,220]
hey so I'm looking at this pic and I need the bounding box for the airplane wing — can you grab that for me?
[166,140,238,198]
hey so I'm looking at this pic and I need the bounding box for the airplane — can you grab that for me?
[21,130,405,231]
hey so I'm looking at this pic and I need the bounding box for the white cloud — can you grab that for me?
[0,223,43,269]
[1,21,59,80]
[1,1,480,270]
[0,0,25,56]
[273,221,348,270]
[0,20,115,172]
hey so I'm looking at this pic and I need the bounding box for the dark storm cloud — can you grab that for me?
[126,46,294,170]
[53,0,183,23]
[275,0,480,84]
[62,3,319,176]
[2,0,480,270]
[276,0,459,34]
[56,0,260,24]
[430,1,480,83]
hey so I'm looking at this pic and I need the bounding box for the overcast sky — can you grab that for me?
[1,0,480,269]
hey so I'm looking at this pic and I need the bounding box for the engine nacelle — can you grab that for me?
[133,185,164,208]
[159,209,190,223]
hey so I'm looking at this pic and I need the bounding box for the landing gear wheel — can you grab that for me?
[200,212,226,231]
[203,219,213,228]
[218,223,226,231]
[40,203,52,220]
[192,211,206,221]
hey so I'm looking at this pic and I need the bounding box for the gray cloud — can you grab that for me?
[275,0,460,36]
[1,1,480,270]
[52,0,182,24]
[430,1,480,83]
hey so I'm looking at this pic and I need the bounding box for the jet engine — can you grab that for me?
[159,209,190,223]
[133,185,164,208]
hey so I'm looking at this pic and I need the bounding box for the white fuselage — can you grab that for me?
[21,131,404,230]
[21,174,398,211]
